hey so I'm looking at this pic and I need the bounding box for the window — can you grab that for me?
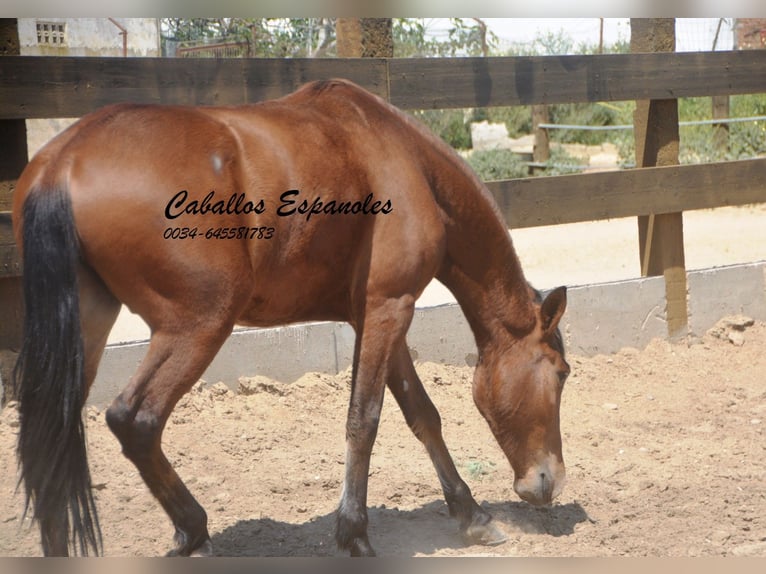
[36,22,67,46]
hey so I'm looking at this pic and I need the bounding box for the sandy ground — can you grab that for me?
[1,316,765,557]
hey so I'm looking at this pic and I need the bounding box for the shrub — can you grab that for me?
[411,109,472,150]
[465,148,529,181]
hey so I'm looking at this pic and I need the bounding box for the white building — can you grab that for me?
[18,18,160,156]
[17,18,159,57]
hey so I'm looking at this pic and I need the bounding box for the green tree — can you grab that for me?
[162,18,495,59]
[161,18,335,58]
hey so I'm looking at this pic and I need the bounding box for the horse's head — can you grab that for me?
[472,286,569,507]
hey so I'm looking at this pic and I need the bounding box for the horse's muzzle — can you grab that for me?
[513,460,566,507]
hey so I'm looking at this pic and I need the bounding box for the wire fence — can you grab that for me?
[539,115,766,132]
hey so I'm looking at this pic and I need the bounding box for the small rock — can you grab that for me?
[728,330,745,347]
[708,315,755,346]
[602,403,619,410]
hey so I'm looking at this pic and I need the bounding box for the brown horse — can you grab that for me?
[12,79,569,557]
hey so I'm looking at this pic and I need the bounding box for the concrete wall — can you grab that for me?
[85,261,766,407]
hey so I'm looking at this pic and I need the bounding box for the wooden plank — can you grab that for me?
[388,50,766,109]
[0,212,15,242]
[0,189,11,212]
[1,51,766,119]
[0,211,21,278]
[0,56,390,119]
[0,120,26,209]
[487,158,766,229]
[0,246,21,278]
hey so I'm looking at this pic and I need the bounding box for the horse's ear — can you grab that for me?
[541,286,567,336]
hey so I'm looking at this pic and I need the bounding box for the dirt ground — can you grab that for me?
[1,316,764,557]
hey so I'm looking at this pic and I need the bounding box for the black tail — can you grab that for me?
[13,185,102,556]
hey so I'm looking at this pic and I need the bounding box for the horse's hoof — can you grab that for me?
[462,520,508,546]
[190,539,214,557]
[166,538,214,557]
[349,542,376,557]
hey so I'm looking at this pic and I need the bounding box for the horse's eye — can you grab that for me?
[558,367,570,386]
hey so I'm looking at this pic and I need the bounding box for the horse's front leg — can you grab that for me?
[335,296,415,557]
[387,343,507,546]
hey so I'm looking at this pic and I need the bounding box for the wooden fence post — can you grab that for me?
[0,18,27,402]
[712,95,730,153]
[336,18,363,58]
[532,104,550,175]
[631,18,688,339]
[336,18,393,58]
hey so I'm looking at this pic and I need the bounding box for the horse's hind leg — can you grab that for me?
[386,343,507,546]
[105,320,233,556]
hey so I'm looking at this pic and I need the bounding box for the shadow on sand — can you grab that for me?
[210,499,591,557]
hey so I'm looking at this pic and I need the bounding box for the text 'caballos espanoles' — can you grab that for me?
[164,189,393,222]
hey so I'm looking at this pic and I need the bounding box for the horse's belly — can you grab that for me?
[236,292,349,327]
[236,261,352,327]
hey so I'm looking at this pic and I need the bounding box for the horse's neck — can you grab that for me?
[432,156,536,352]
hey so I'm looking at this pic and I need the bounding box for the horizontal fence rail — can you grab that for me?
[0,56,389,119]
[488,157,766,229]
[388,50,766,108]
[1,51,766,119]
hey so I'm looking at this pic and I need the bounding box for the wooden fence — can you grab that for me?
[1,50,765,342]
